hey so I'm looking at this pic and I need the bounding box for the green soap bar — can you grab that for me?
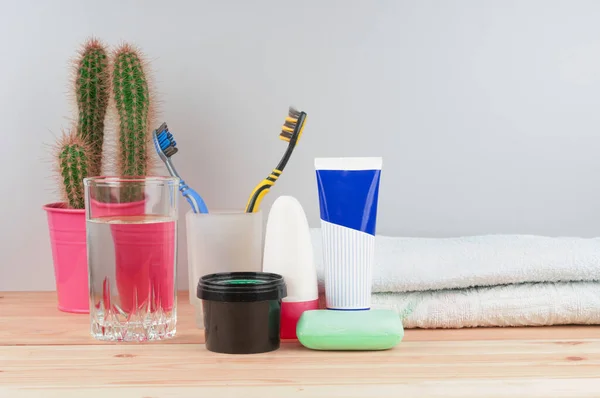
[296,309,404,351]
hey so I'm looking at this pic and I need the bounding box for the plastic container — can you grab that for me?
[197,272,287,354]
[43,202,89,313]
[185,210,263,328]
[262,196,319,339]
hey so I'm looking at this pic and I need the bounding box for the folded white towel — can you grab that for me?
[311,229,600,293]
[318,282,600,328]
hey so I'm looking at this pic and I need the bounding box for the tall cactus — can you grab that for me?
[57,128,92,209]
[111,43,153,178]
[74,38,109,176]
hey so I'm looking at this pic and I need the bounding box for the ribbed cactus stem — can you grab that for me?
[75,38,109,176]
[112,44,151,177]
[57,131,91,209]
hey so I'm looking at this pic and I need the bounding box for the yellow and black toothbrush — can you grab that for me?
[244,106,307,213]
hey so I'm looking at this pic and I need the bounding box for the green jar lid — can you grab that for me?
[197,272,287,302]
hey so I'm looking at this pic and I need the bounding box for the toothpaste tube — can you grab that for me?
[314,157,382,310]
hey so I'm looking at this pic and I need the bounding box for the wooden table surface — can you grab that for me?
[1,291,599,397]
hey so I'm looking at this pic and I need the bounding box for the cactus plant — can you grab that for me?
[74,38,109,177]
[52,38,109,209]
[111,43,154,178]
[56,128,92,209]
[51,39,157,208]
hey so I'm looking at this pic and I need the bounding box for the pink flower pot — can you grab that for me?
[112,221,176,313]
[90,199,176,314]
[43,202,89,313]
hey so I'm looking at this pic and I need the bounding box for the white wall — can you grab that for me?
[3,0,600,291]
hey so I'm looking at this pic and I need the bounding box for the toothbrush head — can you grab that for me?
[280,107,307,146]
[152,122,178,160]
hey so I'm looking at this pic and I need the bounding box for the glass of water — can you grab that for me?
[83,176,179,342]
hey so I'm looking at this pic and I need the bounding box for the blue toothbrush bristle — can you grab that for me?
[155,127,179,157]
[157,130,176,151]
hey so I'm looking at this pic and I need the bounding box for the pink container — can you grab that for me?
[43,202,89,313]
[112,221,176,313]
[90,198,175,313]
[90,199,146,219]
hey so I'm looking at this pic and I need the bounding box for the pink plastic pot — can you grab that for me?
[89,198,146,219]
[112,221,176,313]
[43,202,89,313]
[90,199,175,313]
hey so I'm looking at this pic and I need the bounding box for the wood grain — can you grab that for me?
[0,291,201,345]
[2,291,599,345]
[1,291,599,397]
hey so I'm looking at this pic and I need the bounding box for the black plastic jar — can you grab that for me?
[197,272,287,354]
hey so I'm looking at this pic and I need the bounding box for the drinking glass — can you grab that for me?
[83,176,179,341]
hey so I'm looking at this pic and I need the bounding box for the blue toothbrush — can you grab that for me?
[152,122,209,214]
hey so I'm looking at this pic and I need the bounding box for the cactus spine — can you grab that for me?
[57,129,92,209]
[112,44,152,178]
[74,38,109,177]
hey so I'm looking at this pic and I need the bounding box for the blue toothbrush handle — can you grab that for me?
[179,179,209,214]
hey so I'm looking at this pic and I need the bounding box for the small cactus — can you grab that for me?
[74,38,109,176]
[111,43,154,178]
[56,128,92,209]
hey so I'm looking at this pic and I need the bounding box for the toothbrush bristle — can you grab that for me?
[280,106,306,143]
[154,123,178,157]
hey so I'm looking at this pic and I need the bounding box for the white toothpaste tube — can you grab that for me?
[314,157,382,310]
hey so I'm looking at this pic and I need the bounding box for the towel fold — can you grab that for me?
[310,229,600,293]
[318,281,600,328]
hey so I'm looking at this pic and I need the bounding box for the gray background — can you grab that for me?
[3,0,600,290]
